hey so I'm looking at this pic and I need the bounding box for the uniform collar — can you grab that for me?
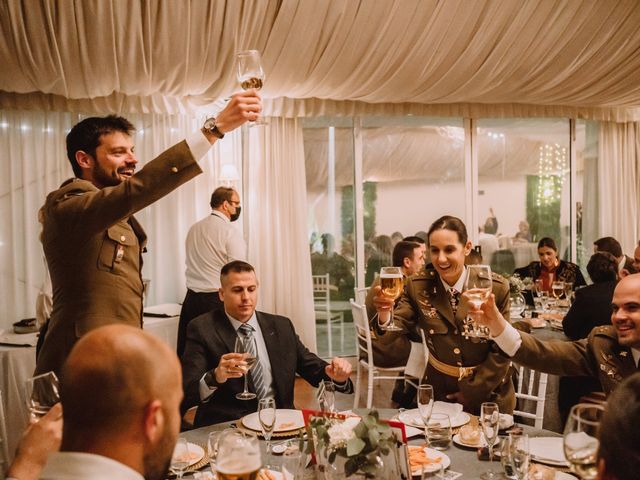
[440,266,467,293]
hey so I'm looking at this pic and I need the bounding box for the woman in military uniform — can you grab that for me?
[373,215,514,414]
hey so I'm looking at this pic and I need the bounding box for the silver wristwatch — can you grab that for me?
[203,117,225,139]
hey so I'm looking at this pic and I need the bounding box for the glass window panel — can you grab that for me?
[303,117,355,357]
[360,117,465,286]
[476,119,574,280]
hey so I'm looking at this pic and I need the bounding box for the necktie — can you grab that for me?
[448,288,459,314]
[237,324,268,400]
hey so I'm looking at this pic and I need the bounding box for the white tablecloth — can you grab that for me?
[0,313,179,462]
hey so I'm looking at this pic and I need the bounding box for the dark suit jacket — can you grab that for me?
[35,141,202,376]
[562,281,616,340]
[181,309,352,427]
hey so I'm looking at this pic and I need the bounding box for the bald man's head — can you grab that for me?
[611,273,640,350]
[59,325,182,479]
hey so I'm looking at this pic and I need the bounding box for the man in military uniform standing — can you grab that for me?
[35,90,262,376]
[373,216,515,414]
[473,273,640,394]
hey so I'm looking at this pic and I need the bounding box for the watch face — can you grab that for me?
[204,118,216,130]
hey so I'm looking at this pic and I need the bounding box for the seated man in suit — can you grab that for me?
[181,260,353,427]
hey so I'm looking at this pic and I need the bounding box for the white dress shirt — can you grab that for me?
[39,452,143,480]
[199,311,274,401]
[185,210,246,292]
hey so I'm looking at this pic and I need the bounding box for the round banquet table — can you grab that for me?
[178,409,568,479]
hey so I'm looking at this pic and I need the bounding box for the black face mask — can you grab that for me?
[230,206,241,222]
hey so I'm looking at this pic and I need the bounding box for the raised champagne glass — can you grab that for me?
[563,403,603,479]
[237,50,266,125]
[379,266,404,331]
[463,264,493,338]
[234,335,258,400]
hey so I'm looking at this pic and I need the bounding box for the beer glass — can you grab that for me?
[216,430,262,480]
[379,266,404,331]
[426,413,451,450]
[25,371,59,421]
[563,403,603,479]
[463,264,492,338]
[235,335,258,400]
[480,402,500,480]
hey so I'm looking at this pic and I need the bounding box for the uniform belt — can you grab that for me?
[427,352,478,380]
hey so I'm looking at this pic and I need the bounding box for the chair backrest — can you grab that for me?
[404,328,429,378]
[513,363,548,429]
[354,287,369,306]
[312,274,331,310]
[0,390,10,476]
[350,299,373,362]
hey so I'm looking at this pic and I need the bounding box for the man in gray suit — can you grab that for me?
[35,91,261,376]
[181,261,353,427]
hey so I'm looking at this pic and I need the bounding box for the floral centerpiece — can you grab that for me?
[307,410,398,478]
[507,273,529,294]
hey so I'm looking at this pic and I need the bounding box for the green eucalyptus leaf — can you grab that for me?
[346,437,366,456]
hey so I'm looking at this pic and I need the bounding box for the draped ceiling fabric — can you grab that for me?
[1,0,640,120]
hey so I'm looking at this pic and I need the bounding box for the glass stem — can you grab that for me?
[243,374,249,394]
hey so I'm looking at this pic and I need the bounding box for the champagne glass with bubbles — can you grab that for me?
[464,265,493,338]
[235,335,257,400]
[379,266,404,331]
[237,50,266,125]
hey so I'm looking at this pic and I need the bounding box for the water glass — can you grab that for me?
[499,435,517,480]
[511,434,530,480]
[421,462,445,479]
[563,403,603,479]
[170,437,191,479]
[319,380,336,413]
[281,447,305,480]
[25,371,60,421]
[207,430,225,476]
[426,413,451,450]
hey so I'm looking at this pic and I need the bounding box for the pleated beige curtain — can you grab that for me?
[598,122,640,254]
[244,118,317,351]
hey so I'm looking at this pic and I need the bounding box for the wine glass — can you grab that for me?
[25,371,60,421]
[170,437,191,480]
[237,50,266,125]
[216,430,262,479]
[319,380,336,413]
[235,335,257,400]
[379,266,404,331]
[480,402,500,480]
[259,397,277,463]
[563,403,604,479]
[208,430,224,477]
[463,265,493,338]
[417,383,434,436]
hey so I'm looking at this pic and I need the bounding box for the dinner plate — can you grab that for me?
[240,409,305,433]
[529,437,569,467]
[452,433,500,449]
[408,446,450,476]
[186,443,204,466]
[398,408,471,428]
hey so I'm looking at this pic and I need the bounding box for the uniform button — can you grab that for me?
[429,329,434,335]
[453,329,458,335]
[171,166,178,173]
[453,348,461,354]
[120,235,126,242]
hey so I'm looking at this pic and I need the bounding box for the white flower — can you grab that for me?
[327,416,360,448]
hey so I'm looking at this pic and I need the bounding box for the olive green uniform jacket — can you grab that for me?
[511,325,637,394]
[35,140,202,376]
[374,266,514,414]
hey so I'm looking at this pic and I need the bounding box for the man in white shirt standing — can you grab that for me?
[178,186,246,357]
[468,273,640,396]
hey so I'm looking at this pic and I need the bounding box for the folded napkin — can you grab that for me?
[0,331,39,347]
[432,401,463,418]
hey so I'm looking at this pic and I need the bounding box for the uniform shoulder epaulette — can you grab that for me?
[591,325,617,338]
[491,272,507,284]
